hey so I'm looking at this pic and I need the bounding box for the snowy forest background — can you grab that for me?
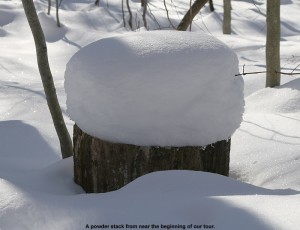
[1,0,300,229]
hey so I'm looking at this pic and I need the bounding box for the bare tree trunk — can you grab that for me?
[266,0,280,87]
[95,0,100,6]
[47,0,51,15]
[122,0,126,28]
[223,0,231,34]
[56,0,60,27]
[21,0,73,159]
[177,0,209,31]
[142,0,147,29]
[126,0,133,30]
[73,125,230,193]
[209,0,214,12]
[189,0,192,31]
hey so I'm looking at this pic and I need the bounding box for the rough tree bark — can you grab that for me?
[266,0,280,87]
[177,0,209,31]
[223,0,231,34]
[22,0,73,159]
[73,125,231,193]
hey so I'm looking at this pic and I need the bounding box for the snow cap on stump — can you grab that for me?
[65,31,244,147]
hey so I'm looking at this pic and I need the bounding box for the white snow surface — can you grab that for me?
[1,0,300,229]
[65,31,244,146]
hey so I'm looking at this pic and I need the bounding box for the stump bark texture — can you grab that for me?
[73,124,231,193]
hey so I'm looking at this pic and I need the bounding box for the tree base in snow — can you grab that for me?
[73,124,230,193]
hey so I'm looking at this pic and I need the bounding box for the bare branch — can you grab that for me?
[291,63,300,74]
[235,64,300,77]
[163,0,175,29]
[235,71,266,76]
[276,71,300,76]
[147,3,161,29]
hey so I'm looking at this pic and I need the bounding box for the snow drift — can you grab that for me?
[65,31,244,146]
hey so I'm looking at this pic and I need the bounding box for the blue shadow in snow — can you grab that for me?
[0,120,60,172]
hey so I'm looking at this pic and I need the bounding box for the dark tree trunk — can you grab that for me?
[56,0,60,27]
[142,0,147,29]
[47,0,51,15]
[126,0,133,30]
[209,0,214,12]
[73,124,230,193]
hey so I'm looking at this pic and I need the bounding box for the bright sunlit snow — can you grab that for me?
[1,0,300,229]
[65,31,244,146]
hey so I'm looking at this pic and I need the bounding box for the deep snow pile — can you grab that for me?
[65,31,244,146]
[230,78,300,190]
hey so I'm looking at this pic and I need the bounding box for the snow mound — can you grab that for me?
[0,28,7,37]
[38,12,67,43]
[65,31,244,146]
[0,9,16,27]
[246,78,300,114]
[120,170,296,196]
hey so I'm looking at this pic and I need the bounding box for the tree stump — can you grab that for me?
[73,124,231,193]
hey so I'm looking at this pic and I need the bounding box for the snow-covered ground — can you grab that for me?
[1,0,300,229]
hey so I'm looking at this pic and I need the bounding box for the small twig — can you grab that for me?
[199,11,212,34]
[235,71,266,76]
[163,0,176,29]
[235,64,300,76]
[170,0,182,20]
[147,3,161,29]
[291,63,300,74]
[276,71,300,76]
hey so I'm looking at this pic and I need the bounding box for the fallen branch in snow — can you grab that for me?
[235,64,300,76]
